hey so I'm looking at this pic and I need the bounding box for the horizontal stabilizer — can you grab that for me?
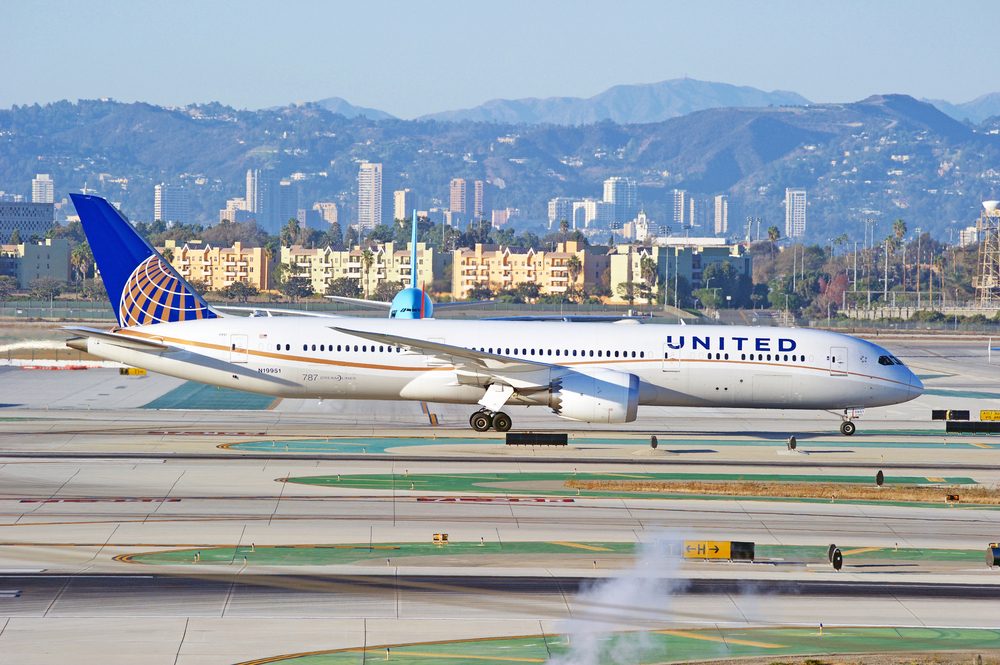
[325,296,392,309]
[63,326,171,351]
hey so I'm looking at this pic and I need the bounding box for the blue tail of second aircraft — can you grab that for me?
[70,193,217,328]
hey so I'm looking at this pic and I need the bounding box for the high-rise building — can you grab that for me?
[393,189,416,221]
[279,181,300,227]
[714,195,729,235]
[491,208,524,227]
[572,199,614,230]
[785,188,807,238]
[688,197,708,232]
[219,197,254,224]
[473,180,492,220]
[0,202,55,244]
[672,189,688,229]
[154,184,190,224]
[603,176,638,223]
[357,162,383,234]
[32,174,54,204]
[313,202,338,226]
[246,169,281,233]
[449,178,470,216]
[547,197,575,228]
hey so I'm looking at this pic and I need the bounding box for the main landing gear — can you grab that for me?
[470,409,512,432]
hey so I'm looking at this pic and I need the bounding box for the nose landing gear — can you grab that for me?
[839,420,856,436]
[469,409,512,432]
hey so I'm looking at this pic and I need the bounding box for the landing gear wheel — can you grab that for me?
[840,421,856,436]
[492,412,512,432]
[470,412,493,432]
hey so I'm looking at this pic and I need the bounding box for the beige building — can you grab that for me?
[281,242,445,296]
[0,238,71,288]
[607,241,751,304]
[451,241,609,300]
[393,190,416,222]
[162,240,270,291]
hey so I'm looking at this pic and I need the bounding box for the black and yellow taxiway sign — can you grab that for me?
[981,410,1000,421]
[684,540,731,559]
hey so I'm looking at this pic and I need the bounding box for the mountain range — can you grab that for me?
[301,78,1000,126]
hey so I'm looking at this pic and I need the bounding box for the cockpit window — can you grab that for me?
[878,355,906,366]
[889,355,905,366]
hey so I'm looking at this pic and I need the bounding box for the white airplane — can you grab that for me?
[65,194,923,435]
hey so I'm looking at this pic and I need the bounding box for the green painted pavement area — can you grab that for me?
[235,628,1000,664]
[923,388,1000,400]
[282,471,988,509]
[142,381,277,410]
[124,542,983,566]
[285,471,976,493]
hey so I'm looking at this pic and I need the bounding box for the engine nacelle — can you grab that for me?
[549,368,639,423]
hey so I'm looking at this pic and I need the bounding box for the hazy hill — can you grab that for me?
[1,94,997,241]
[923,92,1000,124]
[415,78,810,125]
[311,97,396,120]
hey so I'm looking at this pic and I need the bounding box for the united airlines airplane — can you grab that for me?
[65,194,922,435]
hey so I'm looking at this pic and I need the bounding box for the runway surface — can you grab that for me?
[0,335,999,664]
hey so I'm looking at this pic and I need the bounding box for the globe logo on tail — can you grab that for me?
[119,256,214,327]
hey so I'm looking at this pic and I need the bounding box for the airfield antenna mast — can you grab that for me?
[975,202,1000,307]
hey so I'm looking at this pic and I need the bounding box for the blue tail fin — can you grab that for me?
[70,194,217,327]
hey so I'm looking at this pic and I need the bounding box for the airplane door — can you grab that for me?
[829,346,847,376]
[230,334,249,363]
[661,344,680,372]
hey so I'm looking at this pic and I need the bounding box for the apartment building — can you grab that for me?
[0,238,71,288]
[607,241,752,304]
[280,242,444,296]
[451,240,609,300]
[162,240,270,291]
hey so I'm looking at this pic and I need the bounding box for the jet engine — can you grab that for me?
[548,368,639,423]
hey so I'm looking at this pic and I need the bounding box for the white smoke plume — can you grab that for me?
[0,340,68,353]
[546,534,689,665]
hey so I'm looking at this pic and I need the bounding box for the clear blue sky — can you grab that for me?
[2,0,993,118]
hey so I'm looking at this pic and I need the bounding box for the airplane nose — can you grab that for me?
[908,371,924,399]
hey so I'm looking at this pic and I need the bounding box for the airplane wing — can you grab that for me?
[212,305,348,318]
[324,296,391,309]
[63,326,171,351]
[331,326,551,373]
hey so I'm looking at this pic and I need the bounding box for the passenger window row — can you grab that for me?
[276,343,645,360]
[477,347,645,359]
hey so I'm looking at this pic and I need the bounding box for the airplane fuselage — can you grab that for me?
[83,317,923,414]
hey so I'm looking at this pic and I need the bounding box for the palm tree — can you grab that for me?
[639,256,659,305]
[566,255,582,285]
[70,243,94,283]
[361,248,375,299]
[767,225,780,256]
[559,219,569,240]
[280,218,300,247]
[893,218,907,241]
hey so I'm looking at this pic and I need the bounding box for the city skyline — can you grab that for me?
[1,1,997,119]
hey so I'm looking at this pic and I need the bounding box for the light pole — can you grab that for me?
[853,241,858,292]
[883,238,890,303]
[915,228,922,308]
[862,218,876,312]
[755,218,762,242]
